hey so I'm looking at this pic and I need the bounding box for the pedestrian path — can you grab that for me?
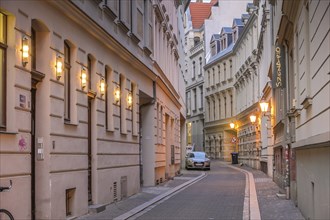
[77,173,204,220]
[78,161,305,220]
[234,164,305,220]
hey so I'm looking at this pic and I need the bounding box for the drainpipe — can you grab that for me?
[139,80,156,186]
[284,41,290,200]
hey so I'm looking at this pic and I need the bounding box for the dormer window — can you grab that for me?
[211,42,216,56]
[220,34,227,51]
[233,28,238,43]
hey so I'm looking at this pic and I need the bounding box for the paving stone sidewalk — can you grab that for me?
[77,172,201,220]
[233,164,305,220]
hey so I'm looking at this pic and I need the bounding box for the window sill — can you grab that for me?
[0,130,19,135]
[106,129,115,133]
[64,121,78,126]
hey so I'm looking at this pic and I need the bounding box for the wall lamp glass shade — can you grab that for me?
[230,122,235,129]
[260,101,269,112]
[100,78,105,95]
[56,55,63,80]
[81,67,87,88]
[250,115,257,123]
[127,92,133,108]
[22,36,29,66]
[114,86,120,103]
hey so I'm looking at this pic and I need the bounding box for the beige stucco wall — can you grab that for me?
[296,147,330,220]
[1,0,185,219]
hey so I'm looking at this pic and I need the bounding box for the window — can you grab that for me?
[64,42,71,121]
[193,88,196,111]
[192,61,195,79]
[194,36,200,46]
[223,62,226,80]
[224,96,227,118]
[66,188,75,217]
[200,86,203,109]
[217,65,220,83]
[230,94,233,116]
[119,0,131,29]
[229,60,232,78]
[87,56,92,90]
[218,96,221,119]
[211,43,216,56]
[207,100,210,121]
[199,57,202,76]
[212,68,215,86]
[233,29,237,43]
[120,74,127,134]
[208,71,210,87]
[213,99,215,120]
[186,91,191,114]
[104,66,114,131]
[132,82,138,136]
[144,0,153,51]
[0,12,7,129]
[31,28,36,70]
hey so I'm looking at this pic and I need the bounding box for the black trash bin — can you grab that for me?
[231,152,238,164]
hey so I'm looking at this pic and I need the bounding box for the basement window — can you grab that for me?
[66,188,75,217]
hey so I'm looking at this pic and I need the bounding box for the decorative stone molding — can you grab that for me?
[103,5,118,21]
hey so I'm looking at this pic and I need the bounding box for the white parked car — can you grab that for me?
[185,151,211,170]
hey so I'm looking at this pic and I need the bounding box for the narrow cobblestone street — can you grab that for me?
[79,160,304,220]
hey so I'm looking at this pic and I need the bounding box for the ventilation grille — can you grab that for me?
[113,182,117,201]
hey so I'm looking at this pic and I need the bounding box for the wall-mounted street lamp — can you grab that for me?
[55,54,63,80]
[81,67,87,89]
[114,85,120,104]
[250,114,257,123]
[22,36,29,66]
[230,122,235,129]
[260,100,269,113]
[100,77,105,96]
[127,92,133,109]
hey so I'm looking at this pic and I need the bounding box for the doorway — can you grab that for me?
[31,72,44,219]
[31,87,36,220]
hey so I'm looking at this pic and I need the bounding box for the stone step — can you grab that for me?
[88,204,106,214]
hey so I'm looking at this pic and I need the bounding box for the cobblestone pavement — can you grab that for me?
[133,162,245,220]
[79,160,305,220]
[233,163,305,220]
[78,172,201,220]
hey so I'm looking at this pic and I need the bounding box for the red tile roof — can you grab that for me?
[189,0,218,29]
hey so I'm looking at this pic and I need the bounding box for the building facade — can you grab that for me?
[184,1,217,151]
[270,0,330,219]
[204,3,258,161]
[254,0,274,178]
[0,0,187,219]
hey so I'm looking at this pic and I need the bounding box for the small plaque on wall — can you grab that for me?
[19,94,26,108]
